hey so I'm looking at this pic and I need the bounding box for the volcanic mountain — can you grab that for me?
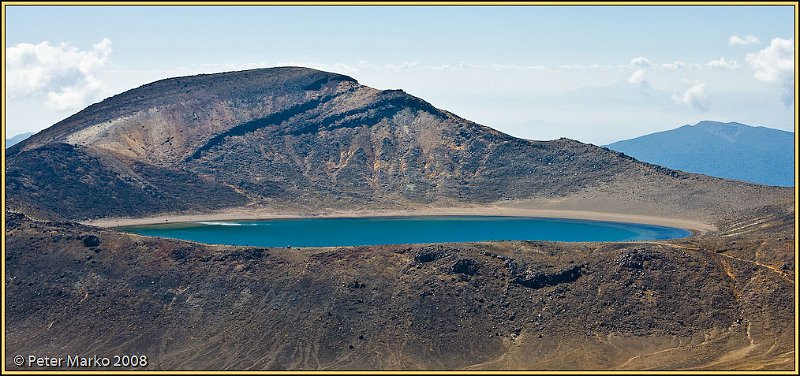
[5,67,784,222]
[4,67,795,370]
[606,121,794,187]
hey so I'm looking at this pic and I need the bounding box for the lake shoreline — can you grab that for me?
[82,206,716,235]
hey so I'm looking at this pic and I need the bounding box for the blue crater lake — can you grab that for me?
[118,216,691,247]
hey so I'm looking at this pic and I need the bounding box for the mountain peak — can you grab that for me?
[125,66,359,97]
[10,67,364,154]
[693,120,747,129]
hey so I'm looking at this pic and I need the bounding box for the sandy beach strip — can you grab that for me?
[81,206,716,234]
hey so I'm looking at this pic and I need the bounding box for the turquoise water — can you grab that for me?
[118,216,691,247]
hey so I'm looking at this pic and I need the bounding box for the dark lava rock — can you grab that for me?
[451,259,479,275]
[5,212,27,229]
[82,235,100,247]
[348,280,366,289]
[618,249,651,269]
[215,248,266,262]
[171,247,191,261]
[415,247,445,263]
[511,265,583,289]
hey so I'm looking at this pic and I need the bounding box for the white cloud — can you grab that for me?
[201,61,270,72]
[630,57,652,68]
[275,60,547,74]
[46,76,104,111]
[385,61,422,72]
[399,61,421,70]
[588,64,609,70]
[558,64,586,70]
[661,59,739,70]
[627,57,653,90]
[628,69,647,84]
[457,61,480,69]
[672,82,710,112]
[555,64,616,70]
[746,38,794,106]
[7,38,112,111]
[489,64,545,71]
[729,34,760,46]
[662,61,687,70]
[425,62,475,71]
[275,61,364,75]
[706,57,741,70]
[746,38,794,82]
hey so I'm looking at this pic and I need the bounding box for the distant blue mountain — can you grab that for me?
[606,121,794,187]
[6,132,34,148]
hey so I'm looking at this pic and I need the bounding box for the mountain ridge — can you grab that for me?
[606,121,794,187]
[9,66,735,222]
[5,132,34,148]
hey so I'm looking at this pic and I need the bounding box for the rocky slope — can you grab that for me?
[5,203,794,370]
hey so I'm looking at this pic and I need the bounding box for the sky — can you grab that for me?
[4,5,796,145]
